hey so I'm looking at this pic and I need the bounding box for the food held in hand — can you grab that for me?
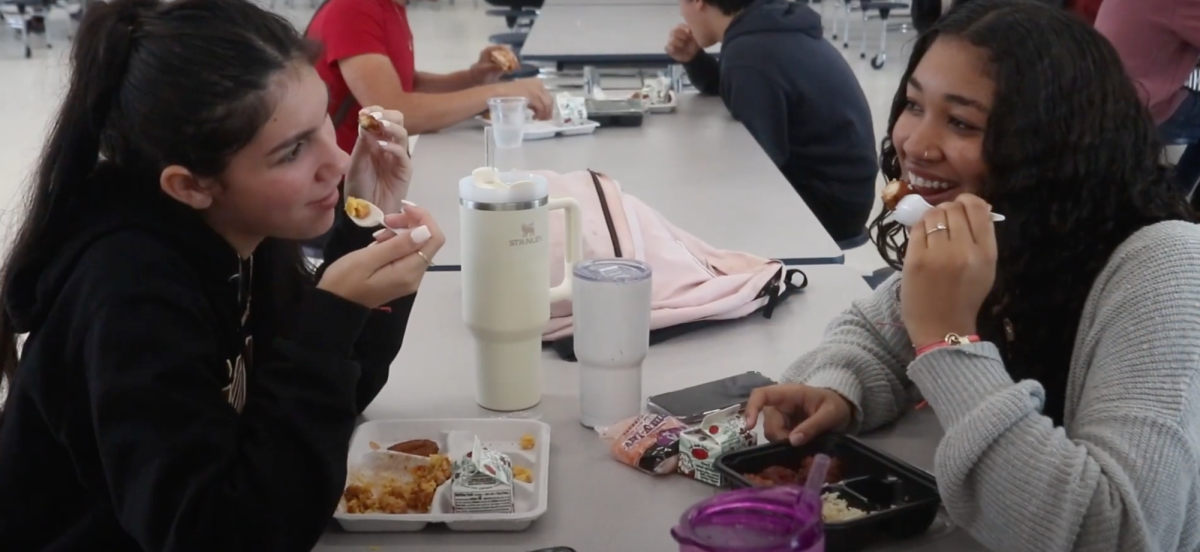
[678,405,758,487]
[880,178,915,211]
[513,465,534,484]
[388,439,440,457]
[451,437,516,514]
[822,492,868,522]
[358,112,384,134]
[345,196,372,220]
[341,453,452,514]
[519,433,536,450]
[490,48,519,72]
[599,413,687,475]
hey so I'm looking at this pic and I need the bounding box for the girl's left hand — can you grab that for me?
[900,194,998,348]
[345,106,411,216]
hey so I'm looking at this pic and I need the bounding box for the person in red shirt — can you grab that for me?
[307,0,553,153]
[1096,0,1200,199]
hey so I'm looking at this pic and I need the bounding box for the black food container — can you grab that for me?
[585,99,645,127]
[716,434,941,552]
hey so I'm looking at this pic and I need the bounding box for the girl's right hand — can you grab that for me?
[317,205,445,308]
[745,384,854,446]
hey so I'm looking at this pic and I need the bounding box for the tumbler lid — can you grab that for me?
[573,259,652,284]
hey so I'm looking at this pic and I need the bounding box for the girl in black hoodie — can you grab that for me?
[0,0,445,550]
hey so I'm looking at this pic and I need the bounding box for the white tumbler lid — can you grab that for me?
[573,259,652,284]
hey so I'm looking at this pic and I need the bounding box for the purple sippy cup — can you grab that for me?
[670,486,824,552]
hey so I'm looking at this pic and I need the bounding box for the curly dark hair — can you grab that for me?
[869,0,1194,424]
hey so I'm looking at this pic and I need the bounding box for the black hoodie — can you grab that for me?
[684,0,879,242]
[0,168,414,551]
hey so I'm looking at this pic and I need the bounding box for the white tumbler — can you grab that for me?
[461,170,583,412]
[573,259,653,428]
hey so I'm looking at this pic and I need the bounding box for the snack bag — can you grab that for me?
[598,414,687,475]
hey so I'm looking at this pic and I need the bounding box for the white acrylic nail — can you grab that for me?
[371,112,384,120]
[377,140,389,148]
[372,228,388,238]
[380,120,391,127]
[411,225,431,245]
[401,199,418,207]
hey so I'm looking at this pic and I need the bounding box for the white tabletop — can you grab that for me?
[521,4,719,65]
[409,93,844,267]
[314,266,987,551]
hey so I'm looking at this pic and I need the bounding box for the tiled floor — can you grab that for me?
[0,0,915,271]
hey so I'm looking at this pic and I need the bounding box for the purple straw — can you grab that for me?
[803,454,831,497]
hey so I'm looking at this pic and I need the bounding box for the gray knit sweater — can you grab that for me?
[783,221,1200,552]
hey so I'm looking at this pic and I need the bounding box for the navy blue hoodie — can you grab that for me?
[0,166,414,551]
[684,0,878,242]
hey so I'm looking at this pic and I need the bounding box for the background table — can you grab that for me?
[521,4,719,66]
[314,266,987,552]
[410,93,844,267]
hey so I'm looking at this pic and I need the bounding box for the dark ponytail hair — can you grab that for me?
[0,0,321,409]
[868,0,1192,424]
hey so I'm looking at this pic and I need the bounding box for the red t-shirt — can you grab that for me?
[307,0,416,154]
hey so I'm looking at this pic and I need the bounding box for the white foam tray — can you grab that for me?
[334,418,551,532]
[476,116,601,140]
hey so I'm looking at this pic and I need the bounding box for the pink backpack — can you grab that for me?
[539,170,808,359]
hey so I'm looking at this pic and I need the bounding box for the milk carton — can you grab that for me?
[678,405,757,487]
[451,437,515,514]
[554,93,589,127]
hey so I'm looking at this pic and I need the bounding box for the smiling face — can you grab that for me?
[164,62,350,255]
[891,37,995,206]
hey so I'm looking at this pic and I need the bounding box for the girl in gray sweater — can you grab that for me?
[745,1,1200,551]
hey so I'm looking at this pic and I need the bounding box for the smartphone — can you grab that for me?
[646,372,776,424]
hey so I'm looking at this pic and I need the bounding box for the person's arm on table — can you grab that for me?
[684,52,722,96]
[907,233,1200,552]
[777,273,916,434]
[340,55,551,134]
[84,265,370,551]
[667,24,721,96]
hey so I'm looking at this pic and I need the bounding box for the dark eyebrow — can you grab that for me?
[909,76,990,114]
[266,127,318,156]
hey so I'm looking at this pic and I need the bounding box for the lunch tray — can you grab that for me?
[334,418,551,532]
[717,434,942,552]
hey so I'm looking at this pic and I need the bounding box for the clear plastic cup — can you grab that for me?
[487,97,528,148]
[671,486,825,552]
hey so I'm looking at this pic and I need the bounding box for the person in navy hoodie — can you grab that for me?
[667,0,878,243]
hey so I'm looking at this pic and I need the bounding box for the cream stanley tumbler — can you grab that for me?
[460,169,583,411]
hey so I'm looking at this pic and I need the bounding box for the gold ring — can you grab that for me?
[416,250,435,267]
[926,223,948,236]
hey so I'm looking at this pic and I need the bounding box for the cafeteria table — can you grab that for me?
[314,266,988,552]
[409,93,845,267]
[522,4,719,66]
